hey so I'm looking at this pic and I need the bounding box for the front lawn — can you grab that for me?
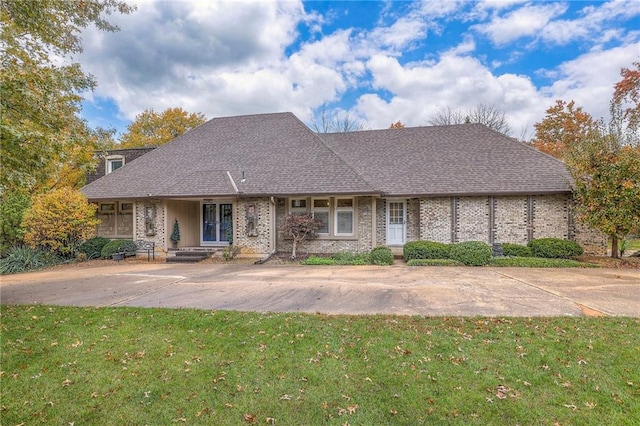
[2,305,638,425]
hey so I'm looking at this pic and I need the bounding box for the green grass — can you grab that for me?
[488,257,599,268]
[407,259,463,266]
[303,252,370,265]
[2,305,639,425]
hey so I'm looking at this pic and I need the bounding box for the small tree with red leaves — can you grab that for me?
[281,213,322,260]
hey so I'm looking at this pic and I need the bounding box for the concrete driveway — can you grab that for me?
[1,262,638,317]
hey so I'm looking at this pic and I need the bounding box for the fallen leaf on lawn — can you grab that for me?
[563,404,577,410]
[280,394,292,400]
[61,379,73,387]
[266,417,276,424]
[244,413,257,423]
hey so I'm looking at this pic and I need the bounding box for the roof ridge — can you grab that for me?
[288,113,380,194]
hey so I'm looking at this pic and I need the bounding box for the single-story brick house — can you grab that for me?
[81,112,606,258]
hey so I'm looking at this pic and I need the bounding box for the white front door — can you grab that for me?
[386,200,406,246]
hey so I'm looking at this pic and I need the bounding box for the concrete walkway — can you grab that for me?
[1,262,638,317]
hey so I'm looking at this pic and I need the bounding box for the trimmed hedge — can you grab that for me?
[100,239,136,259]
[449,241,492,266]
[407,259,462,266]
[501,243,532,258]
[78,237,110,260]
[489,257,598,268]
[403,240,451,261]
[527,238,584,259]
[369,246,394,265]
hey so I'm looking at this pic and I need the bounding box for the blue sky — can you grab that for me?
[78,0,640,138]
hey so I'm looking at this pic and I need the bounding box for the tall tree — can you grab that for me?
[612,61,640,132]
[119,108,207,148]
[564,124,640,258]
[531,100,596,159]
[389,121,406,129]
[0,0,134,192]
[428,104,512,135]
[309,105,364,133]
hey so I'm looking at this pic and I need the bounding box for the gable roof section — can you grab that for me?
[321,124,572,196]
[81,112,376,199]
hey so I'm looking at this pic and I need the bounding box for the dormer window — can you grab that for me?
[106,156,124,174]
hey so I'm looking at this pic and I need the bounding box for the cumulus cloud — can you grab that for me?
[77,0,640,140]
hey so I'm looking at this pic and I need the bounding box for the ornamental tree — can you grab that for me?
[281,213,321,260]
[22,188,100,257]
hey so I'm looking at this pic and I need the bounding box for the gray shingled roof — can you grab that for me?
[82,113,571,200]
[82,112,376,199]
[322,124,572,196]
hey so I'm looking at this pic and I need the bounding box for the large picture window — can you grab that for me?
[287,197,357,238]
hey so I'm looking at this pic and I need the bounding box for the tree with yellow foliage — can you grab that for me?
[119,108,206,148]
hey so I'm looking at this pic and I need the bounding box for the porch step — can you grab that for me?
[166,250,211,263]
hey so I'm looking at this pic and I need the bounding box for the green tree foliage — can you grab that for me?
[531,100,596,159]
[119,108,207,148]
[22,188,100,257]
[0,0,134,192]
[565,126,640,258]
[0,189,31,255]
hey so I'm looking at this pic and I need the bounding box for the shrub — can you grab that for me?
[407,259,462,266]
[369,246,394,265]
[22,188,100,258]
[0,190,31,256]
[489,257,598,268]
[100,239,136,259]
[403,240,451,261]
[0,246,62,274]
[302,256,338,265]
[78,237,110,260]
[501,243,532,258]
[449,241,492,266]
[528,238,584,259]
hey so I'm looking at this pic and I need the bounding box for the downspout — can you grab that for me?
[255,196,277,264]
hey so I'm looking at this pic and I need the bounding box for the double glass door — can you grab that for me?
[202,202,232,245]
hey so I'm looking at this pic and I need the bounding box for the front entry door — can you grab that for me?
[386,200,406,246]
[202,202,233,245]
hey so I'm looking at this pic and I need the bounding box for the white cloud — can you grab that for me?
[473,2,568,45]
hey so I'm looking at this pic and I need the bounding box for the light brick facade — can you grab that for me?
[111,192,606,258]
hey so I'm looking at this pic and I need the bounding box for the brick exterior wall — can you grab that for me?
[419,197,451,243]
[416,194,605,254]
[376,198,387,246]
[456,196,490,242]
[134,199,165,250]
[493,196,528,245]
[103,193,606,257]
[235,198,274,254]
[406,198,420,243]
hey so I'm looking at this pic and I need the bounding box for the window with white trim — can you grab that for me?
[106,156,124,174]
[334,198,354,235]
[312,198,330,234]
